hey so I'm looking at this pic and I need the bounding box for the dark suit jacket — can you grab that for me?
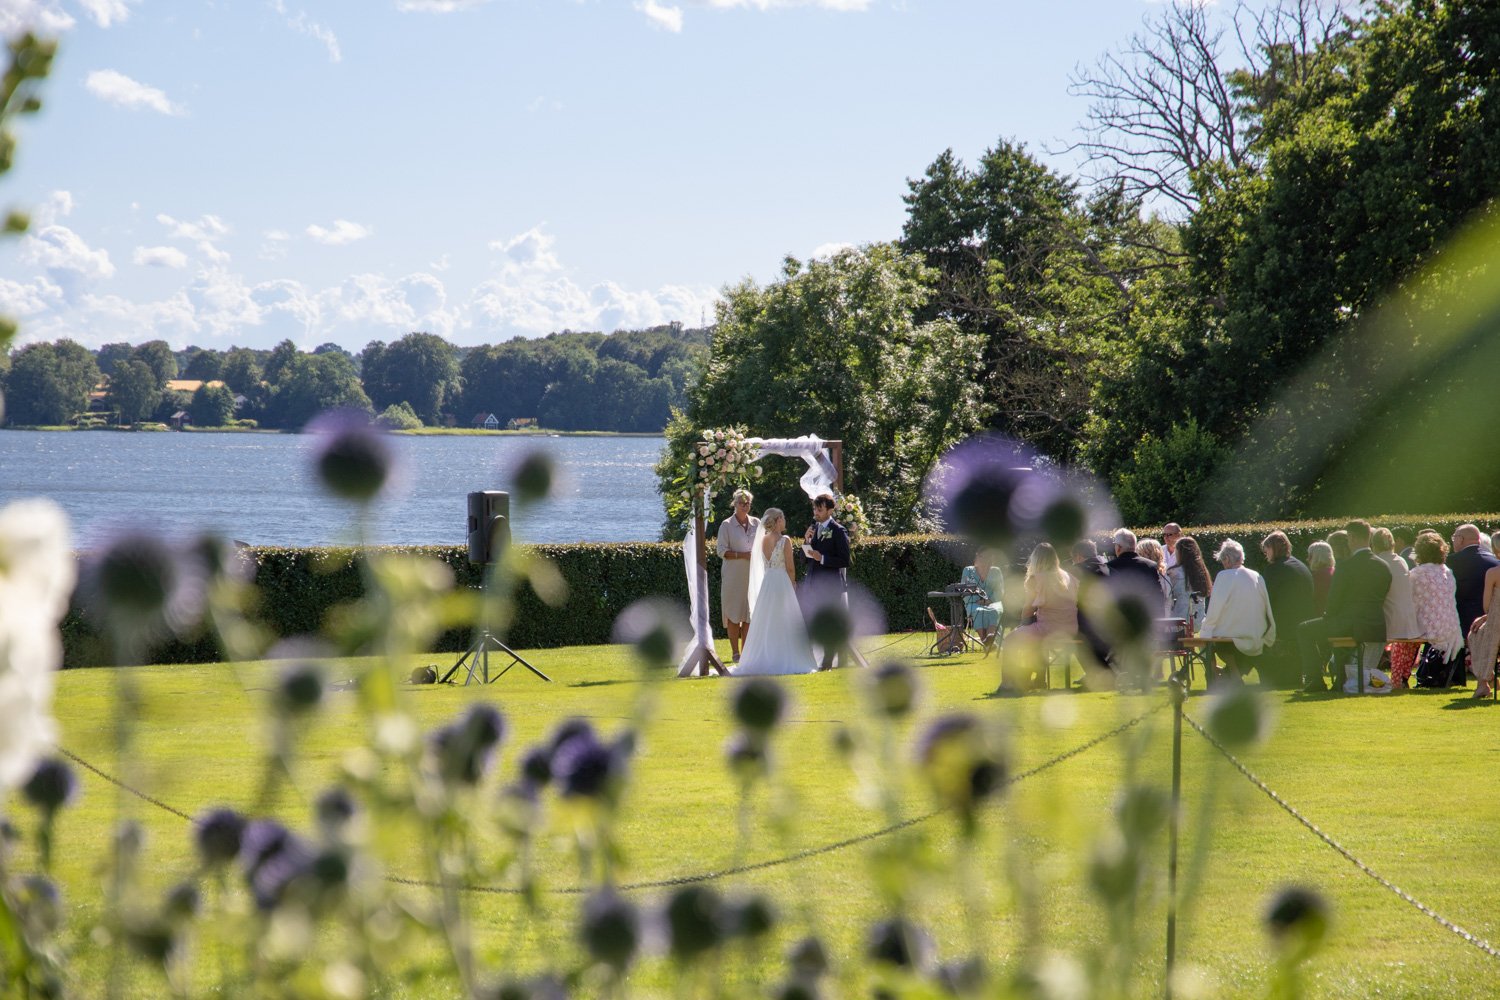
[1069,556,1110,580]
[1261,556,1315,638]
[806,518,851,587]
[1105,550,1159,590]
[1324,548,1390,641]
[1448,544,1500,636]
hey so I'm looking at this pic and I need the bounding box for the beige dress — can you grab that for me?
[1466,578,1500,683]
[716,514,759,625]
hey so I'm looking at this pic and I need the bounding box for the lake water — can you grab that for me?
[0,430,668,548]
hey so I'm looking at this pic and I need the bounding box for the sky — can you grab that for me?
[1,0,1181,353]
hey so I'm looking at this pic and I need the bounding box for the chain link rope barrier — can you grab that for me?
[1183,711,1500,962]
[56,698,1165,896]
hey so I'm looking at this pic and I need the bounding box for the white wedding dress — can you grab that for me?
[735,532,817,676]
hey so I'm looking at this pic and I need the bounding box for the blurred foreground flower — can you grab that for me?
[0,499,72,791]
[308,409,394,503]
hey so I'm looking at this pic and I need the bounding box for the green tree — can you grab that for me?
[361,332,461,425]
[219,348,264,395]
[188,382,236,427]
[659,244,985,536]
[263,352,371,429]
[96,341,135,378]
[107,359,162,424]
[264,339,299,386]
[374,401,423,430]
[182,347,223,381]
[132,339,178,387]
[4,340,100,426]
[459,340,550,424]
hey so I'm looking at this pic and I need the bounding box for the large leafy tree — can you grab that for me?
[4,340,100,426]
[219,348,264,395]
[188,383,236,427]
[263,352,371,429]
[132,339,178,387]
[108,359,162,424]
[361,332,461,425]
[658,244,985,536]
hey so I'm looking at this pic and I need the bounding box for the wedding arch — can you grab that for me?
[676,432,844,678]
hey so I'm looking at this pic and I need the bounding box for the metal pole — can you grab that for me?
[1165,677,1184,998]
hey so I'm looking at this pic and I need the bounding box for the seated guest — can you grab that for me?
[1448,523,1500,642]
[1464,557,1500,699]
[1106,529,1160,589]
[1307,541,1335,616]
[1136,538,1173,615]
[1412,531,1466,686]
[1482,531,1496,556]
[1198,539,1275,684]
[1173,536,1213,633]
[1069,539,1109,580]
[1371,527,1420,689]
[1162,521,1183,610]
[1259,531,1314,689]
[961,548,1005,650]
[996,542,1079,691]
[1393,527,1416,566]
[1326,529,1351,566]
[1297,519,1390,692]
[1068,538,1111,667]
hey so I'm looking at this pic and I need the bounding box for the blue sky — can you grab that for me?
[2,0,1178,352]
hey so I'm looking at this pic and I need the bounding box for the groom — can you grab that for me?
[802,492,851,589]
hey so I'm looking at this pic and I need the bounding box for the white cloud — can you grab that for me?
[157,212,232,264]
[810,241,854,259]
[84,69,185,116]
[270,0,342,63]
[32,190,74,227]
[306,219,373,246]
[0,2,75,33]
[132,245,189,269]
[489,225,560,272]
[0,276,62,318]
[77,0,133,27]
[704,0,870,7]
[17,224,115,301]
[636,0,683,32]
[394,0,491,11]
[429,253,451,272]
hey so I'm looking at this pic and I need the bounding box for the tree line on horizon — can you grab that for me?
[0,324,709,433]
[657,0,1500,536]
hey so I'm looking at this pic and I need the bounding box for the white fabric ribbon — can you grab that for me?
[747,435,837,500]
[677,527,715,675]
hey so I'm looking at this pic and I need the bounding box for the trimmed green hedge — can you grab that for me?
[58,514,1500,667]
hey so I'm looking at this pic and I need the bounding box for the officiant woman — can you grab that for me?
[716,488,760,663]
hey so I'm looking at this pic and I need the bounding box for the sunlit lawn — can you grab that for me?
[38,633,1500,998]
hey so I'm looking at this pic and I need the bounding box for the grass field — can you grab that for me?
[36,634,1500,997]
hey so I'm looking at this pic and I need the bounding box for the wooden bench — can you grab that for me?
[1328,637,1426,693]
[1177,636,1238,686]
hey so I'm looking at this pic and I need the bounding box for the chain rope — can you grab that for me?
[57,699,1164,896]
[1183,711,1500,962]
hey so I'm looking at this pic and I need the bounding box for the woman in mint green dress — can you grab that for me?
[962,549,1005,650]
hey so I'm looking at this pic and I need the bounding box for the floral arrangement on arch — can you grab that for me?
[688,426,762,503]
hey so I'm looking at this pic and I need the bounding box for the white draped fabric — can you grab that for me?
[677,435,836,676]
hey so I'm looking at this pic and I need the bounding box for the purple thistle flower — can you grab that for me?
[307,409,394,503]
[551,727,622,800]
[865,916,934,971]
[238,819,315,911]
[612,598,690,667]
[314,787,357,836]
[22,758,77,814]
[194,808,248,867]
[80,528,207,641]
[580,890,642,971]
[430,704,507,786]
[519,744,553,788]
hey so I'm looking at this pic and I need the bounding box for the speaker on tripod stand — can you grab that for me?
[440,490,552,685]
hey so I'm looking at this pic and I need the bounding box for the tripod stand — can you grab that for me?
[441,626,551,685]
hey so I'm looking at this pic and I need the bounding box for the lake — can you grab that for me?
[0,430,669,548]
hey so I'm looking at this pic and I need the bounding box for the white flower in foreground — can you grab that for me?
[0,499,73,792]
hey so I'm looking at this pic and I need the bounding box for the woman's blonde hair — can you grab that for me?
[733,488,754,505]
[1307,540,1335,571]
[1137,538,1165,574]
[760,507,785,532]
[1370,527,1395,553]
[1025,542,1069,591]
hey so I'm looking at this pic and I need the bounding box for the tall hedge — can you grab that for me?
[58,513,1499,667]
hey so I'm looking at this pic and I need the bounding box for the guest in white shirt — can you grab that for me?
[1199,539,1276,685]
[715,489,760,663]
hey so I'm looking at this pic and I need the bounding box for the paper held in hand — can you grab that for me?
[802,544,817,558]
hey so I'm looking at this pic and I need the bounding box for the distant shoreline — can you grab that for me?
[1,425,665,438]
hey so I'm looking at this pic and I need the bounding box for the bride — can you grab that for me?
[735,507,817,676]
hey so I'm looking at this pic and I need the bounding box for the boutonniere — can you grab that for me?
[816,524,831,541]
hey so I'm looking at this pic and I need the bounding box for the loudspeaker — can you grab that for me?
[466,491,510,565]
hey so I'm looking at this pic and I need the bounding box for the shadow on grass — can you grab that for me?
[569,679,632,689]
[1441,694,1496,710]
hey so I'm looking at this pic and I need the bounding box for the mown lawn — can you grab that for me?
[36,633,1500,997]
